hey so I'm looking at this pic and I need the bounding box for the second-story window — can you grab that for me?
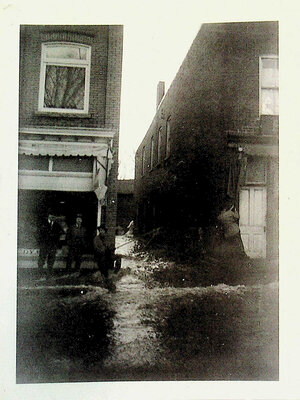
[141,146,146,176]
[166,117,171,158]
[38,43,91,114]
[150,136,154,169]
[260,56,279,116]
[157,127,162,163]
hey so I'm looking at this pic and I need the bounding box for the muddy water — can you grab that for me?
[103,272,160,371]
[17,236,278,383]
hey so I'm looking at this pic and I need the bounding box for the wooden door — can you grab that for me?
[239,187,267,258]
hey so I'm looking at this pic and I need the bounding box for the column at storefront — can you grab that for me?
[93,147,113,228]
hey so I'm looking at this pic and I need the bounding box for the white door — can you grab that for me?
[239,187,267,258]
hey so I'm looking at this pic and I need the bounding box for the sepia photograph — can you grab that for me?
[0,0,299,399]
[16,21,279,383]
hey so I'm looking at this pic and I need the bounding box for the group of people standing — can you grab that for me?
[37,209,115,278]
[37,197,246,276]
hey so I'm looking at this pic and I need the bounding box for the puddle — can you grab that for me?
[16,236,279,382]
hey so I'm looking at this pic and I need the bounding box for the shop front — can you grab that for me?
[18,128,114,268]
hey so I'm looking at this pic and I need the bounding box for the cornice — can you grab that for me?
[19,126,116,141]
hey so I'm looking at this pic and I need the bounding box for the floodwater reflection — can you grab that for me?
[17,286,115,383]
[16,254,278,382]
[147,285,278,380]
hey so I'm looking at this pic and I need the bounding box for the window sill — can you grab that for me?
[34,111,92,119]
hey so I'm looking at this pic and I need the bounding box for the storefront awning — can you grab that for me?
[19,140,110,158]
[19,140,113,200]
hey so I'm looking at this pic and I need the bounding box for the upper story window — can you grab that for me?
[260,56,279,116]
[166,117,171,158]
[157,127,162,163]
[18,155,94,173]
[141,146,146,176]
[18,155,50,171]
[38,43,91,114]
[150,136,154,169]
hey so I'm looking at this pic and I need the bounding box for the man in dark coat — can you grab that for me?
[93,225,113,278]
[37,209,64,273]
[66,214,87,271]
[93,225,121,288]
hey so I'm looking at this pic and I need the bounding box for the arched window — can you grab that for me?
[38,42,91,113]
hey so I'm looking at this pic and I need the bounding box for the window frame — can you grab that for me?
[18,155,94,174]
[141,146,146,177]
[245,156,267,185]
[38,42,91,114]
[157,127,162,164]
[165,117,171,159]
[259,55,279,116]
[150,136,154,170]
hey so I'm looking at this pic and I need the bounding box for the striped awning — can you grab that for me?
[19,139,111,158]
[19,139,113,200]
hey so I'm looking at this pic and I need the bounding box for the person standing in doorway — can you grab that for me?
[66,213,87,271]
[37,209,64,274]
[217,197,246,258]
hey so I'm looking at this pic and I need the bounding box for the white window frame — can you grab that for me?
[259,55,279,116]
[38,42,91,114]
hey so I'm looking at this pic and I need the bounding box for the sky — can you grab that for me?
[118,20,201,179]
[111,0,290,179]
[0,0,291,181]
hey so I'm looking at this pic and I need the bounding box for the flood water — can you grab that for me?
[17,236,278,383]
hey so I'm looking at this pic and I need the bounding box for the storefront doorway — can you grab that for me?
[18,190,98,253]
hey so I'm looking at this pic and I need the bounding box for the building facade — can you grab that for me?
[135,22,278,260]
[18,25,123,266]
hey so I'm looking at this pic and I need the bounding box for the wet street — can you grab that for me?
[17,236,278,383]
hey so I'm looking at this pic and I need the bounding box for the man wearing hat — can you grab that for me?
[37,208,64,274]
[65,213,87,271]
[93,225,111,277]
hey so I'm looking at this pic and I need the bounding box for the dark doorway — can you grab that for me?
[18,190,98,253]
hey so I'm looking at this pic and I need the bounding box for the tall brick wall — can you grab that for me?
[19,25,109,128]
[19,25,123,248]
[103,26,123,246]
[135,22,278,241]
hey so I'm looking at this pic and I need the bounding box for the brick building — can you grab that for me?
[135,22,278,260]
[18,25,123,266]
